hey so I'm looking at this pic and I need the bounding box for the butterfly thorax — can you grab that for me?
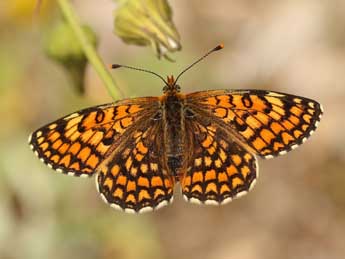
[161,85,186,180]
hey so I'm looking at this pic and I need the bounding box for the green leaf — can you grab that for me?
[114,0,181,61]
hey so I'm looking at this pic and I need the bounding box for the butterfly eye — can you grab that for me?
[184,108,195,118]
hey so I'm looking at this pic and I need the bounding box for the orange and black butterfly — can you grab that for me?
[29,44,323,213]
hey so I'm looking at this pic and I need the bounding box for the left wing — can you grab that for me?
[96,118,174,213]
[28,97,159,177]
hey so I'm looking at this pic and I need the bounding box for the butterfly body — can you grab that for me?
[29,77,323,213]
[162,92,185,180]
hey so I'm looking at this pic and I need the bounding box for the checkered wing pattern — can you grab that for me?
[28,97,159,177]
[181,117,258,205]
[29,86,323,213]
[96,119,174,213]
[187,90,323,159]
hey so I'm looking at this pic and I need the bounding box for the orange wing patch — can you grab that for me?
[187,90,323,158]
[29,98,159,177]
[182,120,258,205]
[96,122,174,213]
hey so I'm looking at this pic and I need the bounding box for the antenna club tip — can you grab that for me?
[213,43,224,51]
[110,64,121,69]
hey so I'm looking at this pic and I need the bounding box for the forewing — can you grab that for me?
[187,90,323,158]
[28,97,159,177]
[181,119,258,205]
[96,119,174,213]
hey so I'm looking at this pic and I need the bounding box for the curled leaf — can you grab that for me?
[114,0,181,60]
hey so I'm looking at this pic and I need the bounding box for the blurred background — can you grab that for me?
[1,0,345,258]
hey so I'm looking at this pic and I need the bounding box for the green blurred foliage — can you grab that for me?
[1,0,56,25]
[45,20,98,94]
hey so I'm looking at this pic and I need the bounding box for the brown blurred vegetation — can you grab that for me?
[1,1,345,259]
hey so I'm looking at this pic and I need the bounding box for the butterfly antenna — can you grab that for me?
[110,64,169,85]
[174,43,224,85]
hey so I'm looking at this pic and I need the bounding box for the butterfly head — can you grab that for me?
[163,75,181,94]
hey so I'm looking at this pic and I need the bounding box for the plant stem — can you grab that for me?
[57,0,123,100]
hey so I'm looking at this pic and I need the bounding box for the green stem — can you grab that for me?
[57,0,123,100]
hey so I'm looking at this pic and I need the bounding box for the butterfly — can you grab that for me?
[28,44,323,213]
